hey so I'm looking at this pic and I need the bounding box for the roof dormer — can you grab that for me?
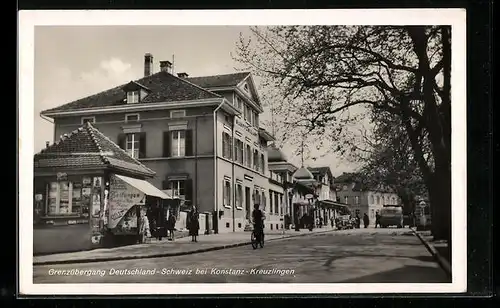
[123,81,150,104]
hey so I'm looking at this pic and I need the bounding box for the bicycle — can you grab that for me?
[251,227,264,249]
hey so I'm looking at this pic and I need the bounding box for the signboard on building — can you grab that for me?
[305,194,314,200]
[107,175,145,229]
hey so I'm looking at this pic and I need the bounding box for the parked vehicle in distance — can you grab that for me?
[379,205,404,228]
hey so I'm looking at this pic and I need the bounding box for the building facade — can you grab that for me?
[40,53,274,234]
[335,172,401,225]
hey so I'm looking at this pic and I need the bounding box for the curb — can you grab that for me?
[410,227,452,278]
[33,229,335,266]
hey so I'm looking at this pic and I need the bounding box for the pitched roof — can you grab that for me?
[186,72,250,89]
[293,166,315,180]
[307,166,333,179]
[41,71,221,114]
[267,145,288,163]
[34,122,155,177]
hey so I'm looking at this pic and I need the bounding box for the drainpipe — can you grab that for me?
[231,114,236,232]
[194,116,198,210]
[213,99,225,234]
[40,113,55,144]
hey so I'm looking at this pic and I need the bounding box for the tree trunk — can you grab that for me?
[427,164,451,244]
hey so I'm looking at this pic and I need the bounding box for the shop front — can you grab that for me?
[33,171,107,254]
[105,174,171,245]
[33,122,165,255]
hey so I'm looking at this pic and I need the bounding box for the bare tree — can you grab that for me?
[234,25,451,244]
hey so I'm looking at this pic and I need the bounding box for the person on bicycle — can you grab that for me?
[252,204,265,240]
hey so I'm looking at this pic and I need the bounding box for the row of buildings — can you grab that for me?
[33,53,400,254]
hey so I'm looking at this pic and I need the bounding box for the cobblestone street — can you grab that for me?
[33,228,450,283]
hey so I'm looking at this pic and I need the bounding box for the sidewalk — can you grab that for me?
[33,227,335,266]
[411,228,451,278]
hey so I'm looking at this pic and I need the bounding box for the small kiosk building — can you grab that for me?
[33,122,170,255]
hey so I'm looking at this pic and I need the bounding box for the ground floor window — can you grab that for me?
[45,178,93,216]
[170,180,185,199]
[223,179,231,208]
[274,192,279,215]
[235,184,243,209]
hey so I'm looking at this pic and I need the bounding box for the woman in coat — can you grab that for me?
[187,205,200,242]
[167,211,176,241]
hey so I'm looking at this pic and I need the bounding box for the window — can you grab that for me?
[244,105,249,122]
[253,188,261,206]
[125,133,140,158]
[254,113,259,127]
[236,184,243,209]
[171,130,186,157]
[344,196,348,204]
[170,110,186,118]
[246,145,252,168]
[269,190,273,214]
[253,149,259,171]
[261,191,266,209]
[355,196,359,204]
[222,133,232,159]
[223,180,231,208]
[371,209,375,219]
[127,91,139,104]
[392,197,396,204]
[370,195,374,204]
[170,180,185,198]
[376,196,380,204]
[244,83,249,93]
[234,95,243,111]
[260,153,265,173]
[47,180,89,216]
[125,114,139,122]
[250,111,255,126]
[81,117,95,124]
[234,139,244,164]
[274,192,279,215]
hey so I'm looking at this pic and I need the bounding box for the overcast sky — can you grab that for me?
[34,26,358,176]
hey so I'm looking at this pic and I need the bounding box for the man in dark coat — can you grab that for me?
[363,213,370,228]
[187,205,200,242]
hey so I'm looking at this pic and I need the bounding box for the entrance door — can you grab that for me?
[245,187,251,221]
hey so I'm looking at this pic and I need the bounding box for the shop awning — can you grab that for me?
[115,174,171,199]
[320,200,349,209]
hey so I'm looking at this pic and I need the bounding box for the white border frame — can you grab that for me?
[19,9,467,295]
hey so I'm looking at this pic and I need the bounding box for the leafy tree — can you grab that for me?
[234,25,451,243]
[352,108,428,216]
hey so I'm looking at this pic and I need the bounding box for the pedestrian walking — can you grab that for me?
[355,213,361,228]
[319,217,323,228]
[375,211,381,228]
[187,205,200,242]
[330,216,334,228]
[138,207,151,244]
[363,213,369,228]
[167,211,176,241]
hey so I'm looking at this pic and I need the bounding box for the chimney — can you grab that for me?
[177,72,189,78]
[144,53,153,77]
[160,61,172,74]
[45,141,50,148]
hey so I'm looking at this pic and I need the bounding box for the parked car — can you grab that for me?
[379,206,404,228]
[335,215,354,230]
